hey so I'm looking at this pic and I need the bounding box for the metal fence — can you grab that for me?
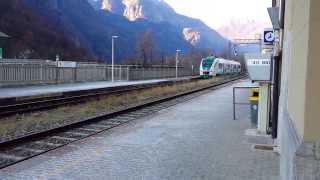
[0,59,194,87]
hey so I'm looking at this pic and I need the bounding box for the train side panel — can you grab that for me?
[200,57,241,77]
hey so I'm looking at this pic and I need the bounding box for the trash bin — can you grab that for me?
[249,88,259,127]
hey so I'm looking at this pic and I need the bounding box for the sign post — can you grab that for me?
[245,53,272,135]
[263,30,275,44]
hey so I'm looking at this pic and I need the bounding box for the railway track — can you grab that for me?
[0,75,246,169]
[0,78,199,117]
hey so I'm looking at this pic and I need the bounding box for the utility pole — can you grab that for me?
[175,49,181,78]
[112,36,119,82]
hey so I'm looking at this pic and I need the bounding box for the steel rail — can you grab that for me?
[0,78,200,117]
[0,74,246,169]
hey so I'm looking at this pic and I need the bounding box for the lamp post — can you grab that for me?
[112,35,119,82]
[191,64,194,76]
[175,49,181,78]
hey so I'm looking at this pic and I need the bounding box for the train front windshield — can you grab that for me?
[202,59,214,70]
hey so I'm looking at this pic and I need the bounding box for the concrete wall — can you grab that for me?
[304,0,320,141]
[281,0,320,143]
[278,0,320,179]
[285,0,309,139]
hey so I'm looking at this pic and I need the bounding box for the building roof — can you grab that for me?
[0,32,9,38]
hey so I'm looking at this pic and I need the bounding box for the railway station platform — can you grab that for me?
[0,77,192,99]
[0,80,279,180]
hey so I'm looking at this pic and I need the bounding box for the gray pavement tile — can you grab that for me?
[0,80,279,180]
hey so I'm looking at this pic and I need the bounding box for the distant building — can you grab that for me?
[0,31,10,58]
[0,31,9,38]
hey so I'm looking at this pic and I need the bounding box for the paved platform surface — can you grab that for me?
[0,78,191,99]
[0,80,279,180]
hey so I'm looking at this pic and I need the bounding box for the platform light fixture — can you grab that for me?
[175,49,181,78]
[112,36,119,82]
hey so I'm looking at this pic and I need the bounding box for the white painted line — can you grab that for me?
[14,147,44,154]
[51,136,78,142]
[0,153,25,161]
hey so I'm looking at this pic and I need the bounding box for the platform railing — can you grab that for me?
[0,60,193,87]
[233,86,259,120]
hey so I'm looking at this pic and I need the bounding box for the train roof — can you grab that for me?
[215,58,240,65]
[201,56,216,61]
[201,56,240,65]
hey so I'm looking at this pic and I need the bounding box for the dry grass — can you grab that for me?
[0,76,229,142]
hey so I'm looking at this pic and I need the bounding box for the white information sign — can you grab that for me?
[57,61,77,68]
[245,53,272,82]
[247,59,271,66]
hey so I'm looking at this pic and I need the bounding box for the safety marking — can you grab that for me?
[34,141,63,147]
[126,113,144,117]
[50,136,78,142]
[88,124,115,129]
[0,153,25,161]
[63,131,89,137]
[108,119,129,123]
[115,116,136,120]
[14,147,44,154]
[124,113,143,117]
[77,128,101,132]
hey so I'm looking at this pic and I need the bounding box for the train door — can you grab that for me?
[212,62,217,76]
[217,63,222,75]
[226,64,230,74]
[221,63,224,74]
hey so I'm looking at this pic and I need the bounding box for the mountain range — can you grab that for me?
[0,0,229,62]
[218,19,271,40]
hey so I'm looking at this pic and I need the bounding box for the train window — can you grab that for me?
[202,59,214,68]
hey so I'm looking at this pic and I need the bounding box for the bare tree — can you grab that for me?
[136,30,156,67]
[216,46,231,59]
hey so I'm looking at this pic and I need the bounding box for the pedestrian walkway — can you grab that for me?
[0,80,279,180]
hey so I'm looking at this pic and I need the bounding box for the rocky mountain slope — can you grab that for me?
[218,19,271,40]
[22,0,194,61]
[89,0,228,51]
[0,0,92,60]
[1,0,229,62]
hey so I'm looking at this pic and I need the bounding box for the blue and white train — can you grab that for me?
[199,56,241,78]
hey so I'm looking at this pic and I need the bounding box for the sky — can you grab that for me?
[164,0,272,29]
